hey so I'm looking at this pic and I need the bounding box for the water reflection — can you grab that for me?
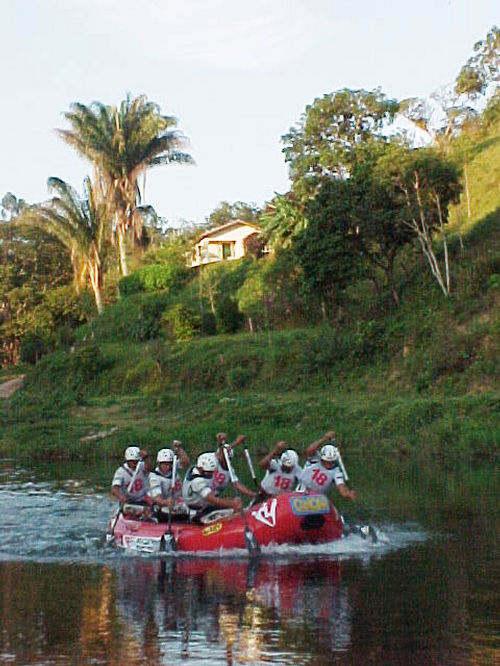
[0,556,354,665]
[114,556,352,664]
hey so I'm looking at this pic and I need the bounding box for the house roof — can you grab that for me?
[195,219,262,243]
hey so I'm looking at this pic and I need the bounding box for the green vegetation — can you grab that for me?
[1,28,499,493]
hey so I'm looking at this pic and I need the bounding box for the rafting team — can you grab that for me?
[111,431,357,523]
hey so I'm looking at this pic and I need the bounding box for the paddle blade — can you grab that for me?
[160,533,177,553]
[244,527,261,555]
[359,524,378,543]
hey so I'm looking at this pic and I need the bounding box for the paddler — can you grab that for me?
[258,440,303,498]
[182,451,243,521]
[148,441,190,518]
[298,431,357,500]
[212,432,257,500]
[111,446,153,516]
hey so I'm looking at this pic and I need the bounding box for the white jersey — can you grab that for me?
[211,458,237,495]
[298,458,345,495]
[260,459,303,496]
[148,467,183,501]
[111,463,149,501]
[182,467,214,509]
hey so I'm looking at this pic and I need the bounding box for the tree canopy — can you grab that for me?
[282,88,399,197]
[58,94,194,275]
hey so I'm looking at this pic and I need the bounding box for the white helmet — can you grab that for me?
[124,446,141,461]
[197,452,218,473]
[320,444,339,463]
[280,450,298,469]
[157,448,174,463]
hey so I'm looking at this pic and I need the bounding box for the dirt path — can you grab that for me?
[0,375,25,398]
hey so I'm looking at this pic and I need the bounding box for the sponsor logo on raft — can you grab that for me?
[202,522,223,536]
[290,495,330,516]
[251,498,278,527]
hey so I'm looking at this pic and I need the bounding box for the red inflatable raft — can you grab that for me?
[108,492,344,554]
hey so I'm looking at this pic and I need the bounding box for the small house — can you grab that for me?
[188,220,265,267]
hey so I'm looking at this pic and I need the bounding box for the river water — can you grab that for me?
[0,459,498,665]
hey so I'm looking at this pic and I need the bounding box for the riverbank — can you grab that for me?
[3,384,498,472]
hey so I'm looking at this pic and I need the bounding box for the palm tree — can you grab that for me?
[19,177,106,314]
[57,94,194,275]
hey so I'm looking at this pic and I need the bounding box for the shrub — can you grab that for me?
[70,343,113,385]
[215,296,244,334]
[162,304,201,342]
[19,331,51,364]
[200,312,217,335]
[76,292,172,342]
[119,263,189,296]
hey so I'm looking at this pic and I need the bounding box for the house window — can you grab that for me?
[221,242,234,259]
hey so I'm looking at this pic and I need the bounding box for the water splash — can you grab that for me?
[0,478,429,565]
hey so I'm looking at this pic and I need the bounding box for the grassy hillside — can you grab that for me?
[2,127,500,477]
[449,130,500,233]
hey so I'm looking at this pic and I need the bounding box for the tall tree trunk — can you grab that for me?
[464,163,471,219]
[88,258,103,315]
[411,175,450,297]
[435,193,451,295]
[116,225,128,276]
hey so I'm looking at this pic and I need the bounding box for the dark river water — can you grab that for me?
[0,459,498,665]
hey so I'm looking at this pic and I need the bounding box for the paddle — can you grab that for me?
[222,446,260,556]
[161,454,178,553]
[244,446,260,490]
[336,448,378,543]
[106,459,143,545]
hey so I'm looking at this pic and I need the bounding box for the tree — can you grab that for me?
[376,146,462,297]
[19,177,107,313]
[260,193,308,250]
[293,180,364,314]
[481,88,500,130]
[206,201,260,228]
[282,88,399,197]
[292,142,417,307]
[455,26,499,97]
[348,150,416,305]
[58,94,194,275]
[0,201,76,365]
[1,193,26,221]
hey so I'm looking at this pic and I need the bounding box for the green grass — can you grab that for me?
[3,386,499,472]
[449,131,500,233]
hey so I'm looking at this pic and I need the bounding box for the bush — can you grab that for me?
[215,296,244,334]
[19,331,51,364]
[162,304,201,342]
[200,312,217,335]
[119,263,189,296]
[76,292,172,342]
[70,343,113,385]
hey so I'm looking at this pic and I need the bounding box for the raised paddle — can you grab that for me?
[161,453,178,553]
[222,446,260,556]
[244,446,260,490]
